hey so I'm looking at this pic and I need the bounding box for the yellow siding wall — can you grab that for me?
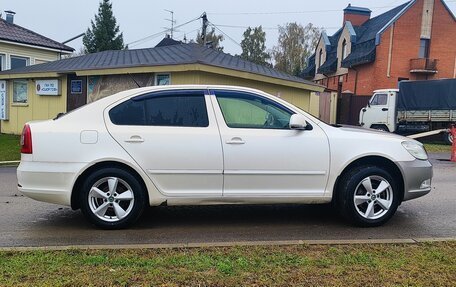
[0,42,61,67]
[172,71,311,111]
[308,93,320,117]
[1,76,67,134]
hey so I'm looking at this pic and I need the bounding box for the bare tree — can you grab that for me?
[272,23,323,76]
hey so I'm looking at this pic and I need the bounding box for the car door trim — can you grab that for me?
[224,170,327,175]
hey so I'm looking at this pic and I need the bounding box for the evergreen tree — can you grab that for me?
[240,26,271,66]
[195,28,224,51]
[83,0,125,53]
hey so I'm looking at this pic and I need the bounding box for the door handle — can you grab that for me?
[124,135,144,143]
[226,137,245,145]
[382,108,389,111]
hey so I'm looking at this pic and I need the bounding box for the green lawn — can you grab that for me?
[423,143,452,153]
[0,134,20,162]
[0,242,454,286]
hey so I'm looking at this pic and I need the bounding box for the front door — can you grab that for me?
[210,90,330,197]
[67,74,87,112]
[105,89,223,196]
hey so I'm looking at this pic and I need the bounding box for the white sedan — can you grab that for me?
[17,85,432,229]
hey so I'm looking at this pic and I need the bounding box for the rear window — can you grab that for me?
[109,93,209,127]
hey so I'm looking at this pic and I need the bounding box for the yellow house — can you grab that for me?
[0,39,324,134]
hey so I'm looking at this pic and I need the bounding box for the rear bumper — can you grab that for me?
[396,159,433,201]
[17,161,86,206]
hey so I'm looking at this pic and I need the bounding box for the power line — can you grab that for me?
[127,15,203,47]
[213,24,341,31]
[205,1,456,16]
[208,21,242,48]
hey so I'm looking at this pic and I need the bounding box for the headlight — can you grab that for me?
[402,141,428,160]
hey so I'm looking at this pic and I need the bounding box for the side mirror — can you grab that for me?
[289,114,309,130]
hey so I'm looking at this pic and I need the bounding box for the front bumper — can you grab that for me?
[396,159,433,201]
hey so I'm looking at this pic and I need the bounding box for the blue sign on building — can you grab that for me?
[71,80,83,94]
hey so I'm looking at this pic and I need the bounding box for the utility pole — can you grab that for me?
[164,9,176,38]
[201,12,208,45]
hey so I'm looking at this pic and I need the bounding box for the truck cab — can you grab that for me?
[359,89,398,132]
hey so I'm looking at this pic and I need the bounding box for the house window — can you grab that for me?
[0,54,5,71]
[318,49,324,68]
[13,80,28,103]
[341,39,348,60]
[10,56,29,70]
[419,39,430,58]
[155,73,170,86]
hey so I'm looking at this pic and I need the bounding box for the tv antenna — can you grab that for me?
[164,9,176,38]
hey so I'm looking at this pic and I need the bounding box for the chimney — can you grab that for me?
[343,4,371,26]
[4,10,15,24]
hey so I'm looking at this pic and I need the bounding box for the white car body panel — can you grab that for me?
[16,85,430,210]
[105,94,224,196]
[208,91,330,197]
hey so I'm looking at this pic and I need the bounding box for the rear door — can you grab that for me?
[105,89,223,196]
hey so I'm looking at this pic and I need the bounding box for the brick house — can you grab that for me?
[302,0,456,98]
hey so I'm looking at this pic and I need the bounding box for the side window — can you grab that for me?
[370,93,388,106]
[109,99,146,125]
[215,91,293,129]
[109,92,208,127]
[144,95,208,127]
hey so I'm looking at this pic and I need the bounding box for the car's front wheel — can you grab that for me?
[79,168,147,229]
[337,165,401,227]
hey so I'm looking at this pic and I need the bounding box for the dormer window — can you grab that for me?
[341,39,348,60]
[318,49,324,68]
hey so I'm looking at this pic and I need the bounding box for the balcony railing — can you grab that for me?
[410,58,438,73]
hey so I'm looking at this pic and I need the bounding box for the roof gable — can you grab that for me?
[0,18,73,52]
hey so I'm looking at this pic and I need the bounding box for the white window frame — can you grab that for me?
[12,79,29,104]
[0,54,5,71]
[155,73,171,86]
[10,55,30,70]
[342,39,348,60]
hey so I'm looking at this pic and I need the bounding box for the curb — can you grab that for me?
[0,238,454,252]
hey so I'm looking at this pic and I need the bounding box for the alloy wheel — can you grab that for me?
[353,176,393,220]
[88,177,135,222]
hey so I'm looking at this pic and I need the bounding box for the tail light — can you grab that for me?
[20,124,33,154]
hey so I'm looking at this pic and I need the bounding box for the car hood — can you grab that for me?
[331,124,418,143]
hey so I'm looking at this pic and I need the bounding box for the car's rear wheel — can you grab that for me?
[337,165,401,227]
[79,168,146,229]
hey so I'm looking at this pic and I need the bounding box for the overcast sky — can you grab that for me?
[2,0,455,55]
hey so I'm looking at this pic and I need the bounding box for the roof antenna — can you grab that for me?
[127,73,142,88]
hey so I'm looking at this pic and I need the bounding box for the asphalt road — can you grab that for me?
[0,153,454,248]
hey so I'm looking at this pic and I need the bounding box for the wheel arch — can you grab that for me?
[71,161,150,210]
[333,155,405,203]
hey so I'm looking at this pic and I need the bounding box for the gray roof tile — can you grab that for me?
[0,42,318,86]
[0,18,73,52]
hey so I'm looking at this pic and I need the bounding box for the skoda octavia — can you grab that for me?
[17,85,432,229]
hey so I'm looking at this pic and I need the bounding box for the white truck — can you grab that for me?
[359,79,456,144]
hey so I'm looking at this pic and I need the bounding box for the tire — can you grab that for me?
[336,165,401,227]
[79,167,147,229]
[370,125,389,132]
[443,131,453,145]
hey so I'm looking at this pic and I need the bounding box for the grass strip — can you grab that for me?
[0,241,454,286]
[0,134,20,162]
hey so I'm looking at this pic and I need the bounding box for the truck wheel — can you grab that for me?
[370,125,389,132]
[337,165,401,227]
[443,132,453,145]
[79,167,147,229]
